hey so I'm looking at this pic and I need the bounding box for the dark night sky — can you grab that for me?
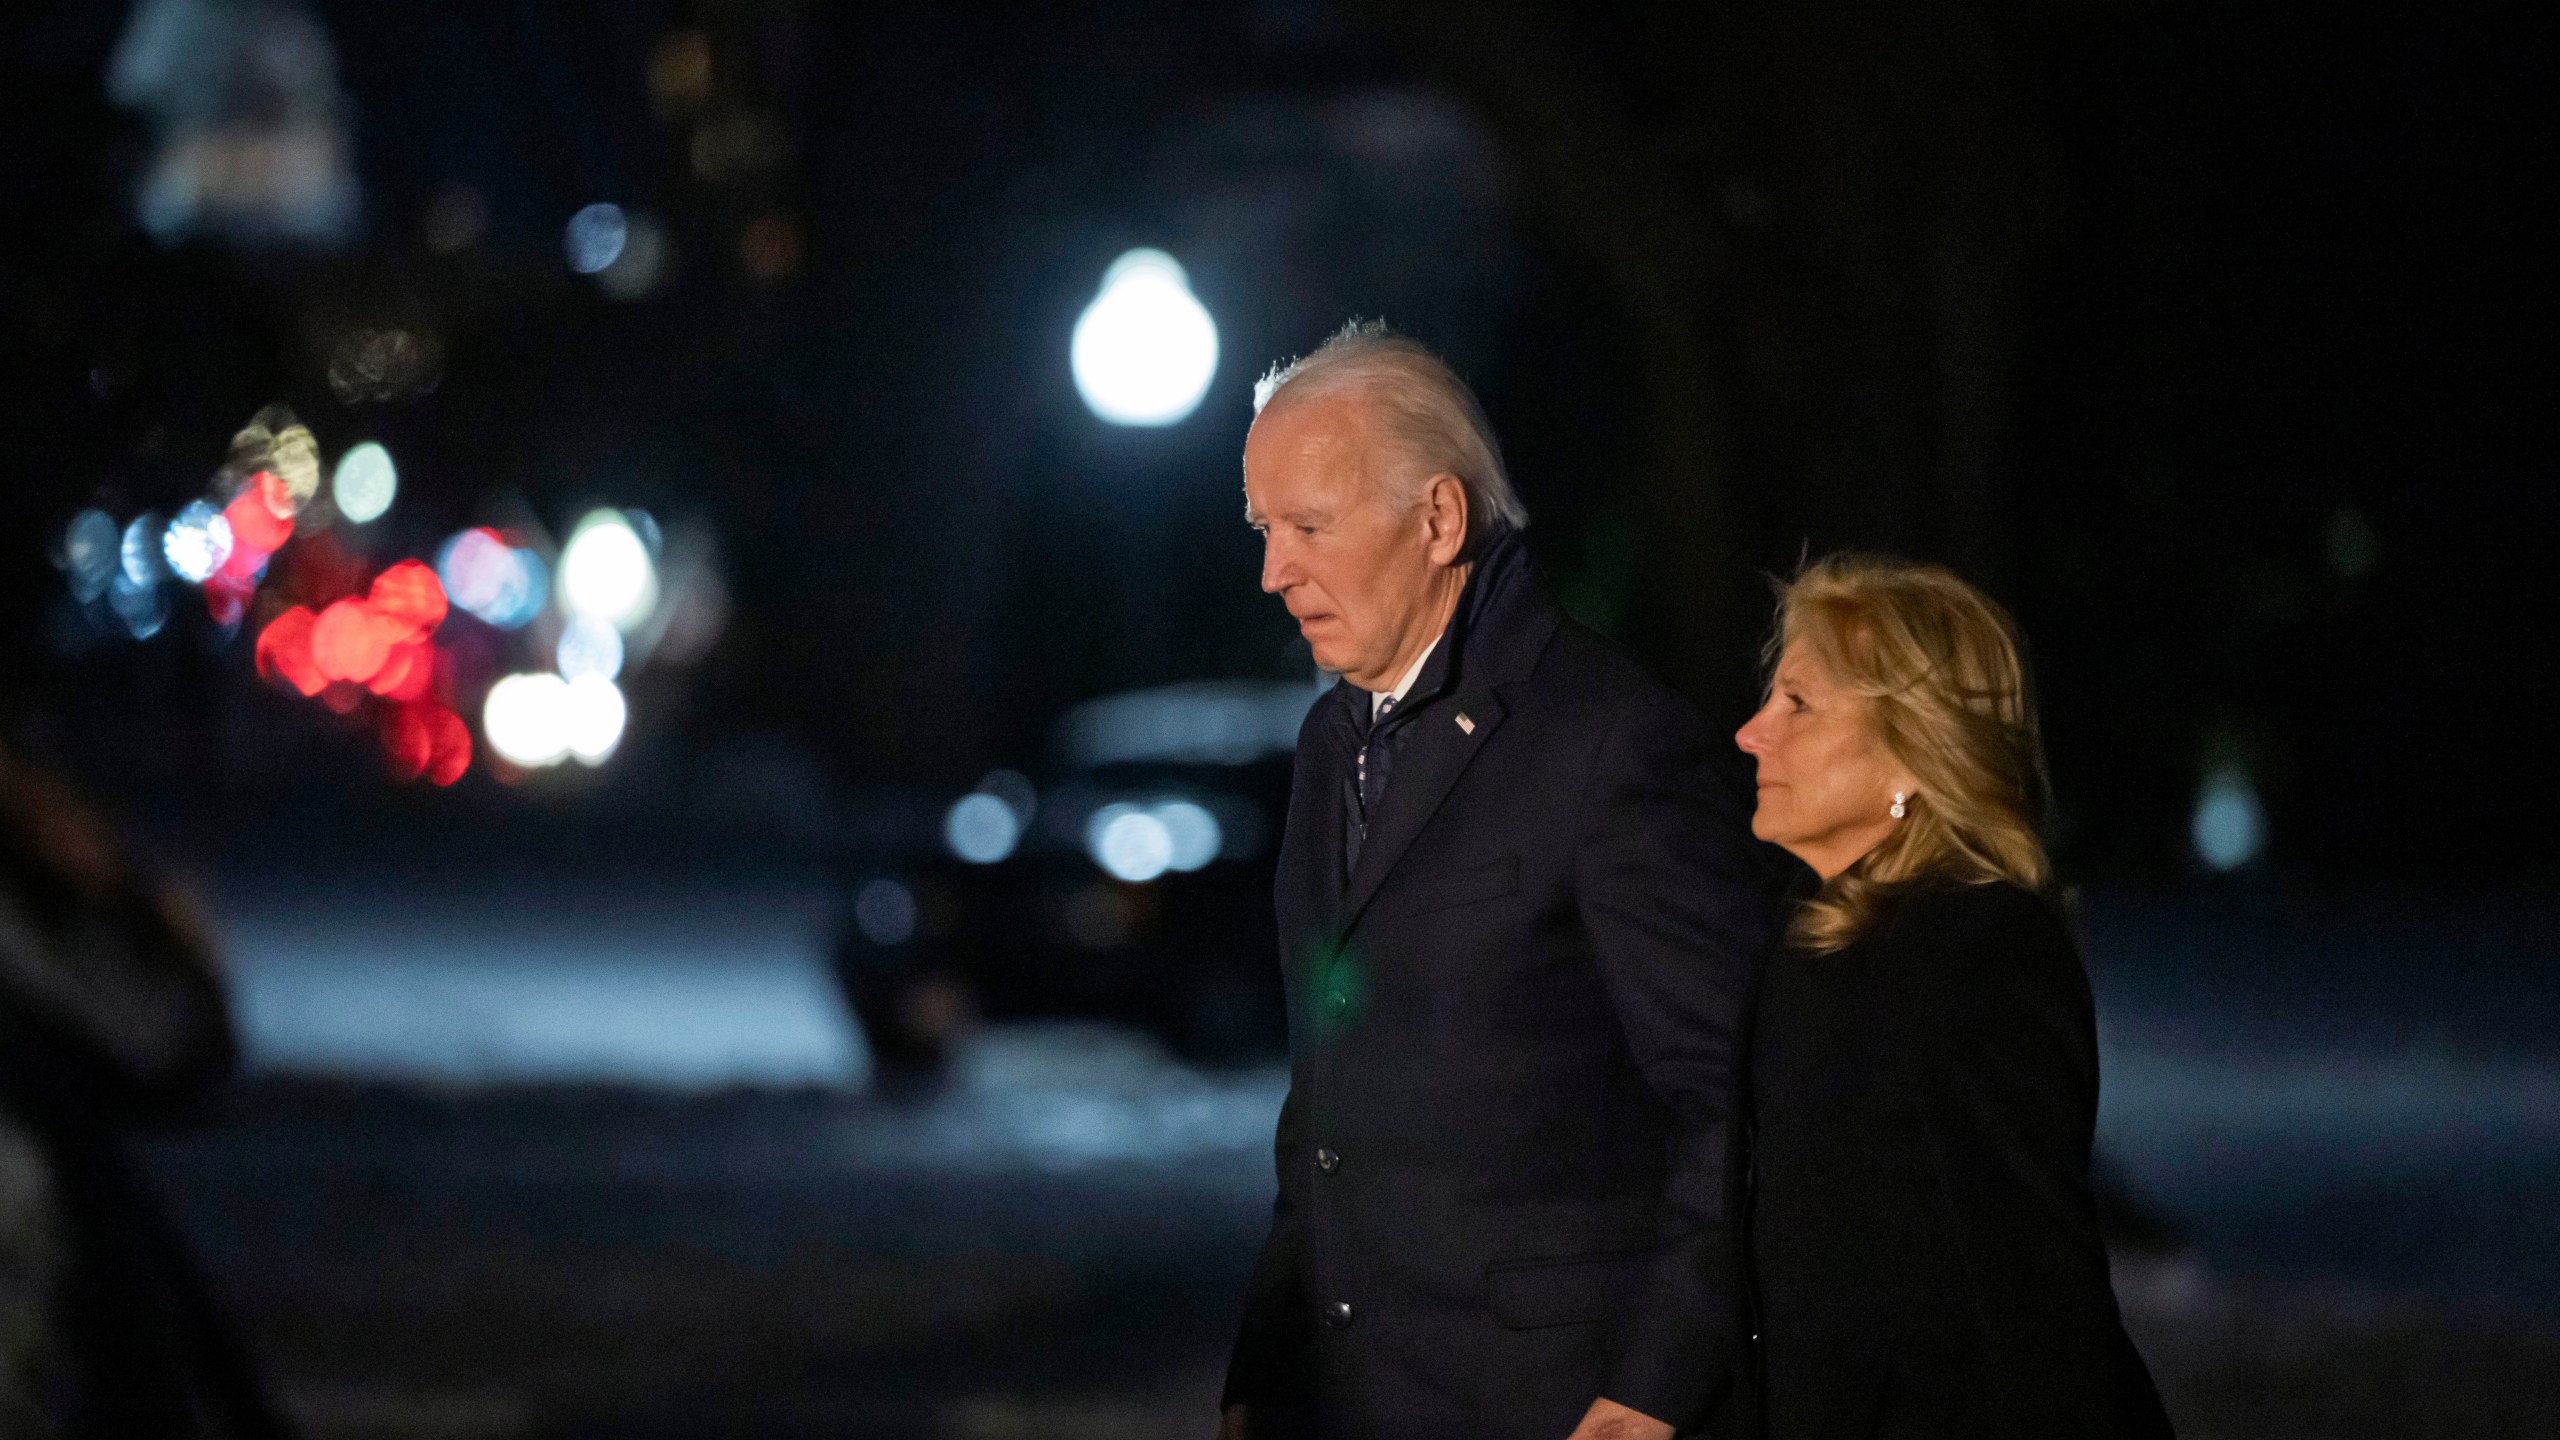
[2,0,2551,885]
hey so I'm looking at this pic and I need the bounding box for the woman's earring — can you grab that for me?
[1890,791,1908,820]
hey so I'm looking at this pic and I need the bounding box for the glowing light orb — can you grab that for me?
[437,528,548,629]
[483,672,574,767]
[565,203,629,275]
[202,569,255,629]
[255,607,326,696]
[944,792,1022,864]
[163,501,233,582]
[1153,800,1223,872]
[556,613,625,681]
[109,571,167,639]
[366,641,436,701]
[383,703,472,786]
[1085,802,1175,883]
[423,713,472,784]
[369,560,448,636]
[559,510,657,630]
[381,704,435,780]
[119,513,165,587]
[333,442,397,523]
[854,878,919,946]
[311,598,403,683]
[1070,248,1219,426]
[222,479,294,550]
[63,509,117,602]
[563,673,628,766]
[268,425,322,516]
[2192,768,2268,871]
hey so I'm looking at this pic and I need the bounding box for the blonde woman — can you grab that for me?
[1731,556,2171,1439]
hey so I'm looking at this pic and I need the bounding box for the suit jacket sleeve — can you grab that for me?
[1575,697,1770,1428]
[1222,1070,1314,1416]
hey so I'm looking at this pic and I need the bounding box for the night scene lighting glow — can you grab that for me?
[1070,248,1219,426]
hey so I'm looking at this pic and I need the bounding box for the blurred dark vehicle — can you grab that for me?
[834,681,1313,1077]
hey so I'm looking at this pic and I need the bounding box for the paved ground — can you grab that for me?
[135,881,2560,1438]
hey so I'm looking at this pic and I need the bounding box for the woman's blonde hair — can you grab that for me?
[1770,554,2053,952]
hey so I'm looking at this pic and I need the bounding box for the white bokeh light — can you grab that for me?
[945,792,1022,864]
[162,501,233,583]
[109,570,168,639]
[559,509,658,630]
[1153,800,1222,873]
[1070,248,1219,426]
[555,613,625,681]
[63,509,118,603]
[483,672,574,767]
[1086,802,1175,883]
[333,441,397,523]
[563,673,628,766]
[121,514,165,586]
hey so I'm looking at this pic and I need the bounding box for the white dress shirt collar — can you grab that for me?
[1371,637,1439,719]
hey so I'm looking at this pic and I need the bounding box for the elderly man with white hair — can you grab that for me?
[1220,322,1773,1440]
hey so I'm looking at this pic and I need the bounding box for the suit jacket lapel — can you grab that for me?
[1336,685,1508,938]
[1281,684,1361,949]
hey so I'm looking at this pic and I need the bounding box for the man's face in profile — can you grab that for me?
[1243,394,1445,690]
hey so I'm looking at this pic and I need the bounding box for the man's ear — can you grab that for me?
[1423,472,1470,566]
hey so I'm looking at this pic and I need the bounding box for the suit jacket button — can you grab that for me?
[1324,1301,1355,1329]
[1323,991,1348,1017]
[1315,1146,1340,1174]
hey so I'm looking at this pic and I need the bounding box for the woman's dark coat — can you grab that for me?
[1745,879,2174,1439]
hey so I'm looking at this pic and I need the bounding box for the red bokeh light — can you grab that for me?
[423,706,471,785]
[256,468,299,520]
[224,482,293,557]
[204,570,255,628]
[381,703,433,780]
[381,704,471,786]
[369,560,448,637]
[366,640,437,701]
[253,607,325,696]
[251,548,466,779]
[311,598,405,684]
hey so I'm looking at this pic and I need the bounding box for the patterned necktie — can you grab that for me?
[1349,692,1400,874]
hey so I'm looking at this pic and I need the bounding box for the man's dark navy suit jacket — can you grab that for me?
[1223,532,1774,1439]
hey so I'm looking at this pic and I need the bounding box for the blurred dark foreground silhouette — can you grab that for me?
[1,744,289,1440]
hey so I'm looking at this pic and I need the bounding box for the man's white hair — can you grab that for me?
[1251,319,1528,538]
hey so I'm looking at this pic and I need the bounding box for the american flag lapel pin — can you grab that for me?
[1456,712,1475,734]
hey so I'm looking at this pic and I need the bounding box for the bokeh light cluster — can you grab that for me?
[256,559,472,785]
[1082,799,1221,883]
[56,400,723,794]
[56,406,328,640]
[437,527,549,629]
[483,672,627,769]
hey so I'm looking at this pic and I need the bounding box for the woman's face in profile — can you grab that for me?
[1735,640,1911,879]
